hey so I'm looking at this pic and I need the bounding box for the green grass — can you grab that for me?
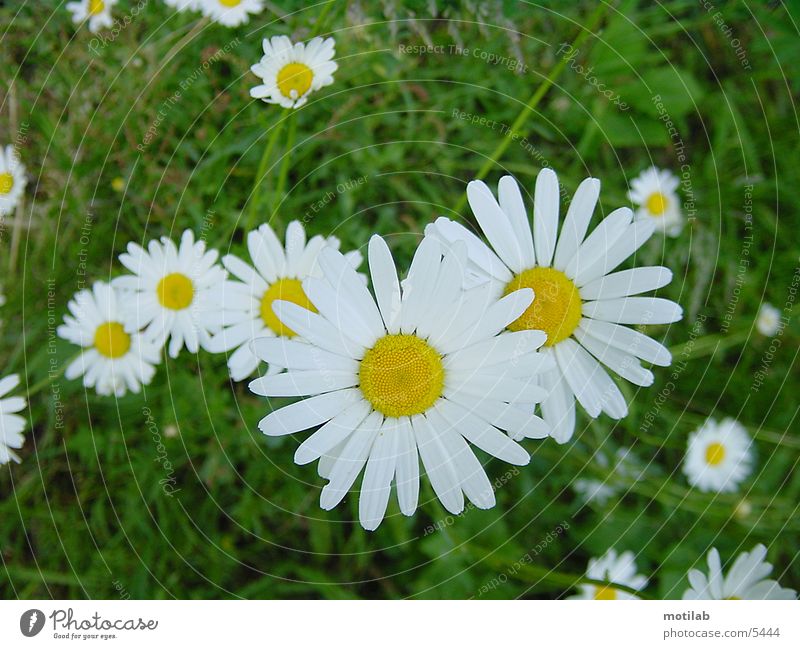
[1,0,799,599]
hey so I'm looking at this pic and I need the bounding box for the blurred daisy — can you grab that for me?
[251,36,338,109]
[627,167,682,237]
[206,221,362,381]
[250,235,553,530]
[66,0,117,32]
[756,302,781,336]
[571,549,648,600]
[683,417,752,493]
[199,0,263,26]
[573,447,644,505]
[426,169,682,443]
[58,282,161,397]
[0,374,27,465]
[0,145,27,217]
[163,0,197,11]
[683,545,796,600]
[113,230,226,358]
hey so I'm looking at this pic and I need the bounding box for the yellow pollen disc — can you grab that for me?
[260,278,317,337]
[219,0,242,6]
[705,442,726,466]
[157,273,194,311]
[504,267,582,346]
[276,62,314,99]
[359,334,444,418]
[94,321,131,359]
[646,191,669,216]
[594,585,617,600]
[0,172,14,195]
[88,0,105,15]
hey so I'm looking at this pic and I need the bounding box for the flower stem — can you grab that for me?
[452,2,610,215]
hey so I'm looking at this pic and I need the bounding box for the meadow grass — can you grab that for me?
[1,0,798,598]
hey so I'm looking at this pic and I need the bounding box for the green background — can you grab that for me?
[1,0,798,599]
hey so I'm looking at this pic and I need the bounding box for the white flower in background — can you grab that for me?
[206,221,362,381]
[163,0,198,11]
[250,235,553,530]
[756,302,781,336]
[571,549,648,600]
[57,282,161,397]
[683,545,796,600]
[627,167,683,237]
[251,36,338,109]
[0,145,27,217]
[683,417,753,493]
[573,447,644,505]
[426,169,682,443]
[0,374,27,465]
[199,0,263,26]
[112,230,227,358]
[66,0,117,32]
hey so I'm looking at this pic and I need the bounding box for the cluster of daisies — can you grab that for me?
[1,17,795,598]
[67,0,267,30]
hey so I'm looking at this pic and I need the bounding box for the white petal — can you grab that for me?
[498,175,535,268]
[532,168,560,267]
[272,301,365,358]
[574,219,656,286]
[294,399,372,465]
[394,417,420,516]
[573,329,655,386]
[412,413,464,514]
[577,319,671,366]
[368,235,401,334]
[467,180,527,273]
[358,422,398,530]
[582,297,683,325]
[579,266,673,300]
[251,337,358,372]
[554,339,602,417]
[257,389,360,436]
[565,207,631,280]
[553,177,600,271]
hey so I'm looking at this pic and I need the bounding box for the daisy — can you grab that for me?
[0,145,27,217]
[250,36,338,109]
[249,235,554,530]
[112,229,227,358]
[0,374,27,465]
[426,169,682,443]
[66,0,117,33]
[199,0,263,26]
[206,221,362,381]
[58,282,161,397]
[683,545,797,600]
[627,166,683,237]
[571,548,648,600]
[756,302,782,336]
[683,417,753,493]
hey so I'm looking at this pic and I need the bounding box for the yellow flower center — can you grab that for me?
[705,442,726,466]
[157,273,194,311]
[260,278,317,337]
[0,172,14,195]
[359,334,444,418]
[594,585,617,600]
[504,267,582,346]
[88,0,105,15]
[646,191,669,216]
[276,62,314,100]
[218,0,242,5]
[93,321,131,359]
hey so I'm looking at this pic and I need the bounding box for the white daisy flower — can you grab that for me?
[206,221,362,381]
[199,0,263,26]
[66,0,117,33]
[0,145,27,217]
[683,417,753,493]
[57,282,161,397]
[163,0,198,11]
[112,230,227,358]
[573,446,644,505]
[683,544,797,600]
[426,169,682,443]
[249,235,554,530]
[250,36,338,109]
[571,548,648,600]
[756,302,782,337]
[627,166,683,237]
[0,374,27,465]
